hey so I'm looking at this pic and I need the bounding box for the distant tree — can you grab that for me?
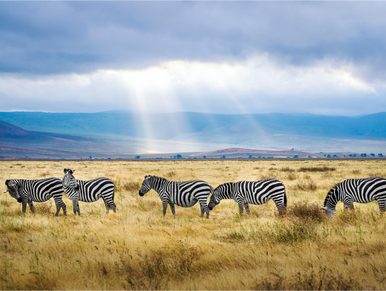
[176,154,182,159]
[89,156,92,160]
[293,155,299,158]
[203,156,207,159]
[361,153,367,157]
[327,155,331,158]
[248,155,253,159]
[135,156,140,159]
[221,155,226,159]
[370,153,375,157]
[308,156,312,159]
[378,153,383,157]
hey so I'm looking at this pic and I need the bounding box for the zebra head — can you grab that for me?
[321,186,338,217]
[4,180,23,202]
[139,175,152,196]
[208,186,222,210]
[62,169,79,191]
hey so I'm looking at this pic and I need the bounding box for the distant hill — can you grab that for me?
[0,120,129,159]
[0,111,386,156]
[191,147,316,158]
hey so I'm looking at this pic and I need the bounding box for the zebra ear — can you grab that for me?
[5,180,9,186]
[64,168,68,174]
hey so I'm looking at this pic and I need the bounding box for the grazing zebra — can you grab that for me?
[322,177,386,216]
[139,175,213,218]
[208,179,287,215]
[4,178,66,216]
[62,169,116,215]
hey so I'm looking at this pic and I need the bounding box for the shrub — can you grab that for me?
[123,241,201,290]
[288,201,325,222]
[123,181,140,192]
[286,172,297,180]
[253,266,362,290]
[293,180,318,191]
[298,167,336,172]
[281,167,295,172]
[165,171,177,179]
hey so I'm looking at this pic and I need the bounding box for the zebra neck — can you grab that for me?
[325,188,339,209]
[218,190,234,200]
[150,178,168,194]
[64,186,79,199]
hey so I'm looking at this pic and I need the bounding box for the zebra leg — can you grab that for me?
[199,203,210,219]
[21,201,27,214]
[244,203,251,216]
[111,203,117,213]
[272,197,287,215]
[238,203,244,216]
[169,202,176,218]
[28,201,35,214]
[104,200,110,215]
[162,201,168,216]
[344,200,355,213]
[53,195,66,216]
[62,204,67,216]
[73,200,81,216]
[376,198,386,214]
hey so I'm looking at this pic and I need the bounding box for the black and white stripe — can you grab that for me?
[4,178,66,216]
[139,175,213,218]
[322,177,386,216]
[208,179,287,215]
[62,169,116,215]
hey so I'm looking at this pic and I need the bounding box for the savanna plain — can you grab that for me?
[1,159,386,290]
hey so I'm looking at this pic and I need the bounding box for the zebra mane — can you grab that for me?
[145,175,168,182]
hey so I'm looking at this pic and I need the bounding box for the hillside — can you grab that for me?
[0,120,131,159]
[0,111,386,156]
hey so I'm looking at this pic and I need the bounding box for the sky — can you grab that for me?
[1,1,386,116]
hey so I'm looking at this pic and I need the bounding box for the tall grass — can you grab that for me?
[0,159,385,289]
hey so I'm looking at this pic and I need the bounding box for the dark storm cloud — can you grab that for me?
[1,1,386,81]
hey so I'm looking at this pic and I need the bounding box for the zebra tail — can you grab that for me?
[284,190,287,208]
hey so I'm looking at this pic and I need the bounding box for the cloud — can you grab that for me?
[1,2,386,115]
[0,54,383,115]
[1,2,386,77]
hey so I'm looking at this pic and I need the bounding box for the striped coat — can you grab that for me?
[209,179,287,215]
[4,178,66,216]
[139,175,213,218]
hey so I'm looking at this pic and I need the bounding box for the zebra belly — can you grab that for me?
[170,195,198,207]
[79,194,101,203]
[242,194,270,205]
[31,192,53,202]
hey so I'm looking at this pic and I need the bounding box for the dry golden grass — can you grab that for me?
[0,159,386,290]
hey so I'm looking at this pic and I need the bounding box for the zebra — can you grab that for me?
[208,179,287,215]
[139,175,213,218]
[4,178,66,216]
[62,169,116,215]
[321,177,386,216]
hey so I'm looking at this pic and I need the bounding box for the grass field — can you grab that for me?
[1,159,386,290]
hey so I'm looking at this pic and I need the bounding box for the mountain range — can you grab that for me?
[0,111,385,159]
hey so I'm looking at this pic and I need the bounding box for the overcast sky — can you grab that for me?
[1,1,386,115]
